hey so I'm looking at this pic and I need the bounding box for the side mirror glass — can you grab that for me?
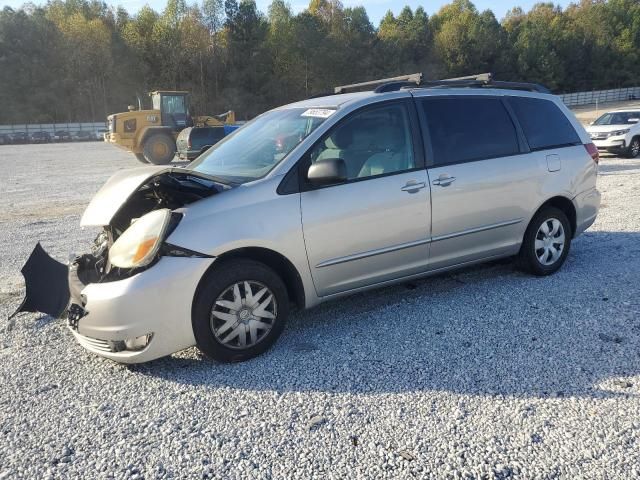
[307,158,347,185]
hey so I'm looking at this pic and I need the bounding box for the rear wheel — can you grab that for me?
[192,260,289,362]
[134,153,148,164]
[518,207,571,276]
[626,137,640,158]
[142,134,176,165]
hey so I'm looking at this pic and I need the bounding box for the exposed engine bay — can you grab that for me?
[110,170,225,236]
[13,168,226,320]
[77,169,225,283]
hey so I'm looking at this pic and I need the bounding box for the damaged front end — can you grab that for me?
[13,167,224,331]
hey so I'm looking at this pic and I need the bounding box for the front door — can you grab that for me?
[300,101,432,296]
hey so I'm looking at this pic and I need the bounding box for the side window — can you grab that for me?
[309,103,415,180]
[421,97,520,166]
[508,96,581,150]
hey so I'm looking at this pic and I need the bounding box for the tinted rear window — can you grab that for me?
[191,127,225,142]
[508,97,581,150]
[421,97,520,165]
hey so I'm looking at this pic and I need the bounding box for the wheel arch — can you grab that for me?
[139,126,174,147]
[193,247,306,311]
[530,196,577,237]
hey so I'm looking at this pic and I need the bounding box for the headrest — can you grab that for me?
[325,125,353,149]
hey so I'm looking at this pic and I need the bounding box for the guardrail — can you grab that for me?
[560,87,640,107]
[0,122,107,135]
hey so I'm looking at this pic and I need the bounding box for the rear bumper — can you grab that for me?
[573,188,601,237]
[104,133,136,152]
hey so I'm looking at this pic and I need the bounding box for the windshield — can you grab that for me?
[593,111,640,125]
[189,107,335,183]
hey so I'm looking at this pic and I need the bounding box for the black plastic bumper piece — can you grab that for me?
[10,243,70,320]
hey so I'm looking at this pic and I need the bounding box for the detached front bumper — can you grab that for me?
[68,255,215,363]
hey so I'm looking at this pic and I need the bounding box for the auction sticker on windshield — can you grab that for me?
[301,108,335,118]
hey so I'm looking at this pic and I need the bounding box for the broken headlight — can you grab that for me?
[108,209,172,269]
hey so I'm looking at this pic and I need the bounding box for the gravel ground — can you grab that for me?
[1,143,639,479]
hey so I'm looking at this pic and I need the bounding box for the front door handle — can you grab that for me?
[432,176,456,187]
[401,180,426,193]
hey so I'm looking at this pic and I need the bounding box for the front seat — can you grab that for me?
[357,126,408,178]
[315,125,353,168]
[317,126,353,160]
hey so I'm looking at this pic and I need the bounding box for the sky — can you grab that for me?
[0,0,573,24]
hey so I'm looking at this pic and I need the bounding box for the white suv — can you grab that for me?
[586,109,640,157]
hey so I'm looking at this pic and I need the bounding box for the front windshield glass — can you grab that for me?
[162,95,186,114]
[593,111,640,125]
[189,107,335,183]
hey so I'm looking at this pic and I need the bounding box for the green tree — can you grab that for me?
[431,0,507,78]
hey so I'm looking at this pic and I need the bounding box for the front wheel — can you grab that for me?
[518,207,571,276]
[192,260,289,362]
[142,134,176,165]
[626,137,640,158]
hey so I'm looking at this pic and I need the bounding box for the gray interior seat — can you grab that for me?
[316,126,352,161]
[357,125,409,178]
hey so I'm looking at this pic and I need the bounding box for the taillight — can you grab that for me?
[585,143,599,164]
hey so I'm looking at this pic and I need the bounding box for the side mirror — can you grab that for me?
[307,158,347,185]
[628,118,639,124]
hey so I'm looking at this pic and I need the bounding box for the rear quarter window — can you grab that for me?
[421,97,520,165]
[508,97,581,150]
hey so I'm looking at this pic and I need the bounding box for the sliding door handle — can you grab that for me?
[432,176,456,187]
[401,181,426,193]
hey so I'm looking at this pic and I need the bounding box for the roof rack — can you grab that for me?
[334,73,423,94]
[418,73,550,94]
[332,72,550,95]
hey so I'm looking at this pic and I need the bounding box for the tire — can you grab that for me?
[134,153,149,164]
[626,137,640,158]
[192,259,289,362]
[142,134,176,165]
[517,207,572,276]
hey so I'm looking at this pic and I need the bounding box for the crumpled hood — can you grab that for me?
[81,166,168,227]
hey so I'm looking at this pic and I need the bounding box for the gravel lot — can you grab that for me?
[1,142,639,479]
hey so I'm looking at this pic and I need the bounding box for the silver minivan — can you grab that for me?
[18,74,601,364]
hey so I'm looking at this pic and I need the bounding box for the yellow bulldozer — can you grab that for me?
[105,90,235,164]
